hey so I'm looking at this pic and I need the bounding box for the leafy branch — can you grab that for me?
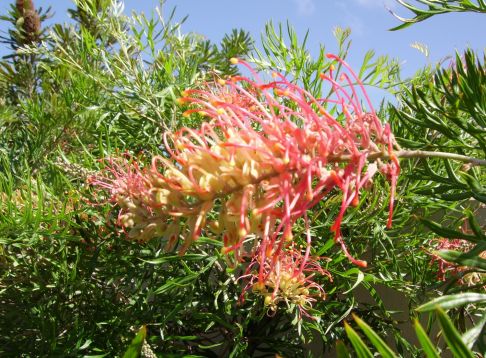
[390,0,486,30]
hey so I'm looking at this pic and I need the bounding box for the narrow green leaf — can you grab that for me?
[444,159,464,186]
[413,319,440,358]
[123,326,147,358]
[436,308,475,358]
[164,335,198,341]
[343,270,364,294]
[466,210,486,240]
[344,322,373,358]
[416,293,486,312]
[440,191,473,201]
[353,314,397,358]
[462,172,486,195]
[462,314,486,349]
[421,219,479,242]
[154,272,199,294]
[325,297,355,335]
[336,340,351,358]
[79,339,92,350]
[198,342,224,349]
[143,254,208,264]
[436,250,486,270]
[389,20,417,32]
[154,257,217,294]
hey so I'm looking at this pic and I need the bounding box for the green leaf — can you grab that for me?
[143,253,209,264]
[436,308,475,358]
[389,0,486,31]
[123,326,147,358]
[416,293,486,312]
[78,339,93,350]
[413,319,440,358]
[344,322,373,358]
[343,269,364,294]
[198,342,224,349]
[466,210,486,240]
[324,297,355,335]
[164,335,198,341]
[154,257,217,294]
[462,314,486,350]
[421,218,479,243]
[436,250,486,270]
[336,340,351,358]
[154,272,200,294]
[353,314,398,358]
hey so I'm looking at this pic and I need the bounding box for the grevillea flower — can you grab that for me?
[89,54,400,312]
[241,246,332,317]
[429,238,486,286]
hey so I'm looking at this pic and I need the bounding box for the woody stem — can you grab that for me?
[336,150,486,166]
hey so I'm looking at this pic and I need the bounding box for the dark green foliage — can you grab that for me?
[389,49,485,305]
[340,304,484,357]
[0,0,485,356]
[391,50,485,204]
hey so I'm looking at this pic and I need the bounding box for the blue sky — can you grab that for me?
[1,0,485,79]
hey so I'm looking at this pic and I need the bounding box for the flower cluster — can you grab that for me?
[430,238,486,286]
[89,55,400,313]
[242,247,332,317]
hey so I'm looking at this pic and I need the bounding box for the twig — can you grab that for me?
[336,150,486,167]
[395,150,486,166]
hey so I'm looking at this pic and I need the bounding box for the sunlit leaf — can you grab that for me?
[416,293,486,312]
[414,319,440,358]
[436,308,475,358]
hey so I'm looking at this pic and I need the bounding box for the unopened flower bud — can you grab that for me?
[238,227,247,238]
[253,282,266,292]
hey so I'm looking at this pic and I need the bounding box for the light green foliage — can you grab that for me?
[250,23,401,99]
[390,0,486,30]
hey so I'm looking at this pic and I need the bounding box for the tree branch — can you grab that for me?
[336,150,486,166]
[395,150,486,166]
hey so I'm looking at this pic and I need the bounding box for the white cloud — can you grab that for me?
[344,13,365,37]
[292,0,316,16]
[355,0,397,10]
[334,2,365,37]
